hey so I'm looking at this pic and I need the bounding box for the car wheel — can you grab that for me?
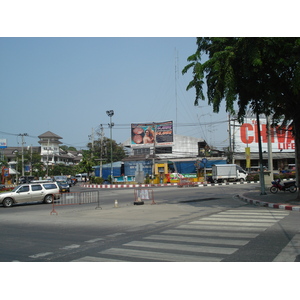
[44,194,54,204]
[3,198,14,207]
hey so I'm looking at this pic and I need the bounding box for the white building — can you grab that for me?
[38,131,82,166]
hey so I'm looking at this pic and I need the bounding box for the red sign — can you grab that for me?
[233,117,295,152]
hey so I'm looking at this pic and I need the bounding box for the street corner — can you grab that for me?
[238,192,300,212]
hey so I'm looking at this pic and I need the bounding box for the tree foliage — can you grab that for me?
[183,38,300,123]
[183,37,300,188]
[87,136,126,164]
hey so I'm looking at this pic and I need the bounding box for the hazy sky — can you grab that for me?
[0,37,229,150]
[1,1,295,152]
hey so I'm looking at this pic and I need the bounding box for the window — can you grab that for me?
[31,184,42,191]
[155,147,172,154]
[43,183,57,190]
[133,148,150,155]
[18,186,29,193]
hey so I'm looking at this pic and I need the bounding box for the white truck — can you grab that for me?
[212,164,247,183]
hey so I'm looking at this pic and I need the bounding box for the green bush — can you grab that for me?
[246,172,296,182]
[90,176,105,184]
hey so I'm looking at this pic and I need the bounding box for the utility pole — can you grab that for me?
[256,112,266,195]
[267,115,274,180]
[106,110,114,182]
[19,133,28,176]
[99,124,104,178]
[88,128,95,158]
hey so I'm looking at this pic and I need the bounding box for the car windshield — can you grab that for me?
[11,185,22,192]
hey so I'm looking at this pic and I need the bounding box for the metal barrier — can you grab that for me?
[134,189,156,205]
[50,191,101,215]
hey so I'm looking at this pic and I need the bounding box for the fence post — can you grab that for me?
[95,191,102,209]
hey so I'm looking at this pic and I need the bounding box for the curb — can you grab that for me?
[239,194,300,212]
[82,181,257,189]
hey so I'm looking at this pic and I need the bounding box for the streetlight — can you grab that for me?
[12,149,19,184]
[106,110,114,182]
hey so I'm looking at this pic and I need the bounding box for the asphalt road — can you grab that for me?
[0,183,299,262]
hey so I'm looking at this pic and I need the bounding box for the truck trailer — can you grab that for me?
[212,164,247,183]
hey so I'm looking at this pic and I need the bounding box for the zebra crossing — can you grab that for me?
[72,209,290,262]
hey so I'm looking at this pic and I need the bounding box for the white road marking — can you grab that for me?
[100,248,222,262]
[29,252,53,258]
[60,244,81,250]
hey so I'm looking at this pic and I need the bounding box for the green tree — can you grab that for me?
[87,136,126,164]
[76,150,95,179]
[183,37,300,193]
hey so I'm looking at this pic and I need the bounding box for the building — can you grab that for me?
[229,115,296,170]
[94,134,226,182]
[1,131,83,174]
[38,131,82,166]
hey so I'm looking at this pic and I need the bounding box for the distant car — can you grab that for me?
[0,182,60,207]
[56,181,70,193]
[18,176,35,184]
[66,178,73,186]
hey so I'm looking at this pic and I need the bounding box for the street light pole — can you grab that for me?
[106,110,114,182]
[19,133,28,177]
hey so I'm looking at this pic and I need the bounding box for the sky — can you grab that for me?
[0,37,230,150]
[1,2,297,153]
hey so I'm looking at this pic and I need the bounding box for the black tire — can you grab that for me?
[289,185,297,193]
[44,194,54,204]
[270,186,278,194]
[240,178,244,183]
[2,198,14,207]
[134,201,144,205]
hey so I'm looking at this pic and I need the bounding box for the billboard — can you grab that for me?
[232,116,295,153]
[0,139,7,149]
[131,121,173,147]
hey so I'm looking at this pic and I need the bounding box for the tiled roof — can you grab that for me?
[38,131,63,139]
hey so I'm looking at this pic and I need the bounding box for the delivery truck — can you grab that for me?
[212,164,247,183]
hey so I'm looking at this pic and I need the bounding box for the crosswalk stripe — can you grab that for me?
[144,234,249,246]
[161,229,259,239]
[209,214,286,219]
[218,211,289,216]
[189,220,275,227]
[124,240,238,255]
[177,224,267,231]
[71,209,290,262]
[72,256,124,262]
[200,217,276,223]
[100,248,222,262]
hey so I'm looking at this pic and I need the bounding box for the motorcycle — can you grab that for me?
[270,178,297,193]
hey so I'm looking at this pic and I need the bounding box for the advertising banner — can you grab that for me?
[0,139,7,148]
[232,116,295,153]
[131,121,173,147]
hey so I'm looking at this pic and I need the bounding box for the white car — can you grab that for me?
[0,182,60,207]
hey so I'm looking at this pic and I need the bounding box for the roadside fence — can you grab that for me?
[50,191,101,215]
